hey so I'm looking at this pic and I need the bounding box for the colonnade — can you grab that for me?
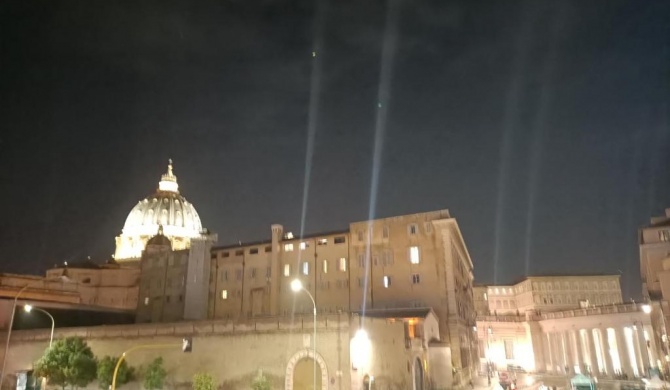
[542,324,659,378]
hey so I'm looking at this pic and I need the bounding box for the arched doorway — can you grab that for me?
[293,358,322,390]
[285,349,329,390]
[413,358,424,390]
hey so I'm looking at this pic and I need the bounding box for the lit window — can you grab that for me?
[484,293,488,301]
[412,274,420,284]
[660,230,670,242]
[144,297,149,305]
[383,276,391,288]
[284,264,291,277]
[300,242,308,250]
[338,258,347,272]
[408,224,418,235]
[323,259,328,273]
[284,243,294,252]
[302,262,309,275]
[221,290,228,300]
[318,238,328,245]
[409,246,420,264]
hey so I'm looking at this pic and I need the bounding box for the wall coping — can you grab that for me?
[5,314,350,342]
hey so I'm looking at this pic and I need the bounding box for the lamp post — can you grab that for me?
[291,279,317,390]
[24,305,55,348]
[0,276,69,388]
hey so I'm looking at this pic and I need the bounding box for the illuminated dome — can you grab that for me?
[114,160,204,261]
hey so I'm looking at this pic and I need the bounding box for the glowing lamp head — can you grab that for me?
[290,279,303,292]
[24,305,33,313]
[642,304,652,314]
[351,329,372,370]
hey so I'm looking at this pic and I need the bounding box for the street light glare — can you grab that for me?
[642,304,652,314]
[23,305,33,313]
[290,279,303,292]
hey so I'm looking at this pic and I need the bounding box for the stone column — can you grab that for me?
[586,329,599,375]
[644,325,659,367]
[545,333,555,373]
[600,328,615,377]
[635,324,650,374]
[572,330,585,373]
[615,327,633,377]
[564,331,575,374]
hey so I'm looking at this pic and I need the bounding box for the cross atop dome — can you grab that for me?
[158,159,179,193]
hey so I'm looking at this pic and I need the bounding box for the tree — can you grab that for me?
[34,336,97,390]
[251,372,271,390]
[192,372,215,390]
[97,356,133,389]
[143,357,167,390]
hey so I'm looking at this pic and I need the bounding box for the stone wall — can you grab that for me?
[1,315,351,390]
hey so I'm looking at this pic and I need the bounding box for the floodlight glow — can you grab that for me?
[291,279,303,292]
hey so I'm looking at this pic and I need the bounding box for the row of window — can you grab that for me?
[143,295,183,305]
[212,236,349,258]
[488,280,618,295]
[355,222,433,242]
[145,257,186,269]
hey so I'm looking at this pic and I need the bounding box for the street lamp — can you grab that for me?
[291,279,317,390]
[0,276,70,388]
[23,305,55,348]
[642,304,652,314]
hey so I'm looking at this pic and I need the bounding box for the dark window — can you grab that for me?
[334,236,346,244]
[223,252,230,258]
[265,246,272,252]
[250,248,259,254]
[235,249,244,256]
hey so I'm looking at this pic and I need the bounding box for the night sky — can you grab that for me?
[1,0,668,299]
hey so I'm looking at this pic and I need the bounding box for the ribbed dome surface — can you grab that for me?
[114,160,203,260]
[123,192,202,233]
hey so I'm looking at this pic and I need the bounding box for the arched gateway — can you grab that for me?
[285,349,329,390]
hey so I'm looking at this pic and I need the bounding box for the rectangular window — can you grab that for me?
[408,224,418,235]
[317,238,328,245]
[302,262,309,275]
[266,267,271,278]
[284,264,291,277]
[412,274,420,284]
[358,254,365,268]
[235,269,242,281]
[300,242,308,250]
[425,222,432,234]
[322,260,328,274]
[382,226,389,239]
[357,231,364,241]
[383,251,394,266]
[284,243,294,252]
[660,230,670,242]
[265,246,272,253]
[334,236,345,244]
[383,276,391,288]
[504,340,514,359]
[222,252,230,258]
[221,290,228,299]
[251,268,257,279]
[222,270,228,281]
[338,258,347,272]
[235,249,244,256]
[358,277,364,288]
[250,248,259,254]
[144,297,149,305]
[409,246,420,264]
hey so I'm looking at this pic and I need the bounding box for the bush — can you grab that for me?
[192,373,215,390]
